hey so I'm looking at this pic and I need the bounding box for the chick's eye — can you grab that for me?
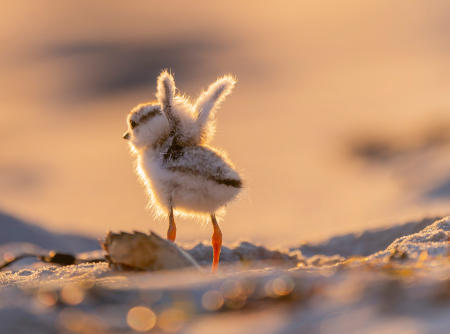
[130,120,137,129]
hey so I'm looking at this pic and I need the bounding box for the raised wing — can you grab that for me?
[194,75,236,142]
[156,70,179,134]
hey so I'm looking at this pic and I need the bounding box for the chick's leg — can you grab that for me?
[167,206,176,242]
[211,213,222,271]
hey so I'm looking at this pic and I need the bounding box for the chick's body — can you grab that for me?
[139,144,241,215]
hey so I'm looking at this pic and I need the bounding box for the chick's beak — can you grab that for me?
[123,132,130,140]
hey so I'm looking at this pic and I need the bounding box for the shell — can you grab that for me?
[102,231,200,271]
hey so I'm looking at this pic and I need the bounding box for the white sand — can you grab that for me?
[0,216,448,334]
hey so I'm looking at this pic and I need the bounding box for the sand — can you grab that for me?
[0,215,448,334]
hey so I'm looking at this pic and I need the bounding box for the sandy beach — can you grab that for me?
[1,214,448,333]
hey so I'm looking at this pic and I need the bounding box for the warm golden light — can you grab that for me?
[60,285,85,305]
[35,290,57,308]
[264,276,295,298]
[221,279,248,309]
[271,276,295,297]
[127,306,157,332]
[201,290,224,311]
[221,280,244,299]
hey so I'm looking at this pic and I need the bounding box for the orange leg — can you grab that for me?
[211,213,222,271]
[167,206,176,242]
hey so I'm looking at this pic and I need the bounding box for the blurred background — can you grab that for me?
[0,1,449,246]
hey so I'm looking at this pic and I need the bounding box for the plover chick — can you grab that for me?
[123,70,241,270]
